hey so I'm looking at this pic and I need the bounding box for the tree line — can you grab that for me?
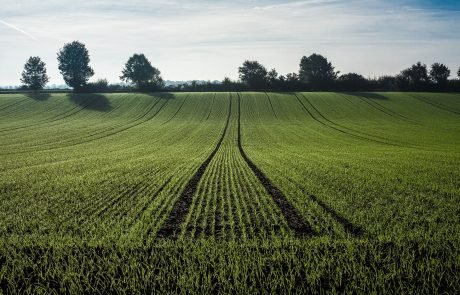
[15,40,460,93]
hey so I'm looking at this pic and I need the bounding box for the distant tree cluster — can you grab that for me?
[18,41,164,93]
[17,41,460,92]
[232,56,460,92]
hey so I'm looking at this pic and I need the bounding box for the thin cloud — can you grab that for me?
[0,20,37,40]
[253,0,340,10]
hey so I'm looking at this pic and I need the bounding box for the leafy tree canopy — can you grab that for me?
[120,54,163,90]
[21,56,49,90]
[299,54,338,87]
[57,41,94,91]
[401,62,429,84]
[337,73,368,91]
[429,63,450,85]
[238,60,269,90]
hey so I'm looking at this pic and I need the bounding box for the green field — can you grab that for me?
[0,92,459,293]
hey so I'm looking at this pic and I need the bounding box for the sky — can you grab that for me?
[1,0,459,86]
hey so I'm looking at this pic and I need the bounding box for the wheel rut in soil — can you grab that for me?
[156,95,232,238]
[237,93,315,237]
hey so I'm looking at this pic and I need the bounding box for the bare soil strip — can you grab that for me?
[156,95,232,238]
[237,93,315,237]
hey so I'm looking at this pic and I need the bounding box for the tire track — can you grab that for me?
[294,93,401,147]
[353,94,416,123]
[161,94,189,125]
[268,167,364,237]
[0,98,28,112]
[300,93,406,143]
[0,98,169,156]
[0,102,123,149]
[264,92,278,119]
[307,194,363,237]
[156,94,232,238]
[409,94,460,116]
[237,93,315,237]
[0,95,96,133]
[205,93,216,120]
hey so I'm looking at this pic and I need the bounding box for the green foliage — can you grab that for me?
[57,41,94,91]
[399,62,429,90]
[0,92,459,293]
[120,53,164,90]
[299,54,338,88]
[20,56,49,90]
[238,60,269,90]
[430,63,450,86]
[337,73,368,91]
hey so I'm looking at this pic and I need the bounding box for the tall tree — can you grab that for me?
[57,41,94,91]
[429,63,450,87]
[299,54,338,89]
[400,62,429,90]
[457,67,460,78]
[20,56,49,90]
[238,60,269,90]
[120,54,163,90]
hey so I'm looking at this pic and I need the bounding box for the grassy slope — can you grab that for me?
[0,92,459,293]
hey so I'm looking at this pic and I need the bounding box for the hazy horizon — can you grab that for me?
[1,0,460,86]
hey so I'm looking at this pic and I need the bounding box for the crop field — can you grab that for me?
[0,92,459,293]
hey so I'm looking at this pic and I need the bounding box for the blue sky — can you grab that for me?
[1,0,459,85]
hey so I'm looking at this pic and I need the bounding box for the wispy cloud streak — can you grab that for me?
[0,20,37,40]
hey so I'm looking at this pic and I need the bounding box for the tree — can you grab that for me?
[57,41,94,91]
[299,54,338,89]
[400,62,429,90]
[457,67,460,79]
[376,76,398,91]
[429,63,450,87]
[238,60,269,90]
[337,73,368,91]
[20,56,49,90]
[268,68,279,89]
[120,54,163,90]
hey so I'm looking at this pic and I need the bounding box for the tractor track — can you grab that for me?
[0,98,169,156]
[156,95,232,238]
[161,94,189,125]
[294,93,401,147]
[237,93,315,237]
[300,93,407,144]
[354,94,416,123]
[264,92,278,119]
[205,93,216,121]
[0,95,96,133]
[409,94,460,116]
